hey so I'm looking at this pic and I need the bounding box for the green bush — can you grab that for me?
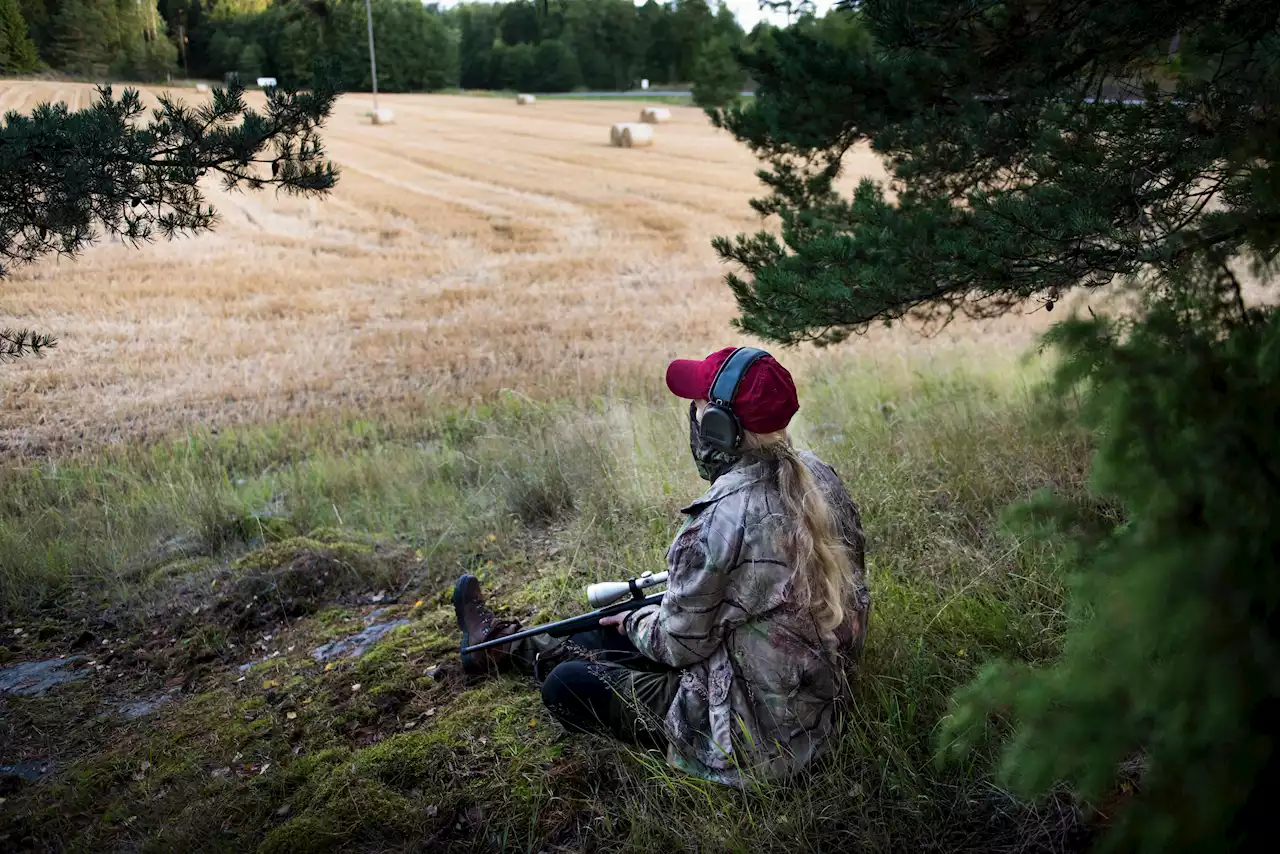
[945,298,1280,852]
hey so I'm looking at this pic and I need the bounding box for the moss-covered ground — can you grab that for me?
[1,357,1109,852]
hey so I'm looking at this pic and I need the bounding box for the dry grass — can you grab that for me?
[1,81,1055,456]
[0,361,1097,853]
[0,82,1100,854]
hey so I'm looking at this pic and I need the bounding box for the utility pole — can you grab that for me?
[177,11,189,75]
[365,0,379,113]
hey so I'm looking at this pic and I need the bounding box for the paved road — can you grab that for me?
[551,90,754,98]
[555,90,1147,103]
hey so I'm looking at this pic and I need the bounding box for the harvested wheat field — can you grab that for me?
[0,82,1050,455]
[1,83,1103,854]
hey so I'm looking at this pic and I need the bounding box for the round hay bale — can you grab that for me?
[195,83,211,93]
[610,123,625,147]
[621,123,654,148]
[640,106,671,124]
[372,108,396,125]
[516,94,536,105]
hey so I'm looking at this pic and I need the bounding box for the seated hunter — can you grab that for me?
[452,347,871,786]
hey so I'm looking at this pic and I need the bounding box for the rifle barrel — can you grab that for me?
[461,592,665,654]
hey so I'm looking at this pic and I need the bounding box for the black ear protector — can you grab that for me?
[698,347,769,453]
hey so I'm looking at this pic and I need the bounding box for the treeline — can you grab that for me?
[451,0,743,92]
[4,0,864,98]
[4,0,760,94]
[193,0,460,93]
[3,0,175,78]
[192,0,750,94]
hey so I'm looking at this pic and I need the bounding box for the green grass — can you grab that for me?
[0,355,1098,853]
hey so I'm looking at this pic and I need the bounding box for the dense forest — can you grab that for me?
[0,0,857,95]
[3,0,176,79]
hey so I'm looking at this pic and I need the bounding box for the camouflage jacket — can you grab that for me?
[623,450,870,786]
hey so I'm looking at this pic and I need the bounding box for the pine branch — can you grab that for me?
[0,69,340,362]
[0,329,56,362]
[0,71,340,278]
[715,0,1280,340]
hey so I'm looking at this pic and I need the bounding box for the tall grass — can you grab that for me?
[0,353,1096,851]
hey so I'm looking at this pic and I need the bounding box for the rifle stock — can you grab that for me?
[461,592,665,654]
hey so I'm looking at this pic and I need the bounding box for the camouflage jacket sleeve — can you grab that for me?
[624,503,739,667]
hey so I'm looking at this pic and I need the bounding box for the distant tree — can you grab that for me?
[1,76,337,360]
[359,0,458,92]
[127,2,180,81]
[670,0,714,81]
[454,1,500,88]
[207,27,244,75]
[272,7,327,87]
[236,39,263,78]
[1,0,41,73]
[498,0,541,46]
[531,37,580,92]
[198,0,458,93]
[14,0,48,49]
[48,0,114,76]
[691,35,744,109]
[598,0,643,90]
[561,0,641,91]
[634,0,668,82]
[41,0,175,79]
[711,0,743,42]
[491,40,536,91]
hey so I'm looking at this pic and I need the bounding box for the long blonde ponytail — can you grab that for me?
[743,430,852,634]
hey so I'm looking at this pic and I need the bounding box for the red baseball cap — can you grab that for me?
[665,347,799,434]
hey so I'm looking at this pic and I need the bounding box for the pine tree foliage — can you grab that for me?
[712,0,1280,344]
[711,1,1280,850]
[0,328,55,361]
[941,289,1280,853]
[1,73,338,358]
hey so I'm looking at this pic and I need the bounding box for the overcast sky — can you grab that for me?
[435,1,839,33]
[708,0,838,30]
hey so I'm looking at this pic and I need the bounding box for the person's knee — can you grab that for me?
[541,661,608,734]
[540,660,594,710]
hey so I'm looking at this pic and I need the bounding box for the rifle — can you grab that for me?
[460,570,668,654]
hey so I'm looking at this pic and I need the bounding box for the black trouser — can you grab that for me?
[511,627,680,751]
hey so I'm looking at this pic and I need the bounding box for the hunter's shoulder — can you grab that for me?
[678,450,853,519]
[679,461,769,516]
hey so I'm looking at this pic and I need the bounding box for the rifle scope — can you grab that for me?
[585,570,669,609]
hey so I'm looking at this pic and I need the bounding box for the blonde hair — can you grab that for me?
[742,429,852,634]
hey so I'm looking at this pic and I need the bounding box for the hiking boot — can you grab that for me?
[453,574,520,675]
